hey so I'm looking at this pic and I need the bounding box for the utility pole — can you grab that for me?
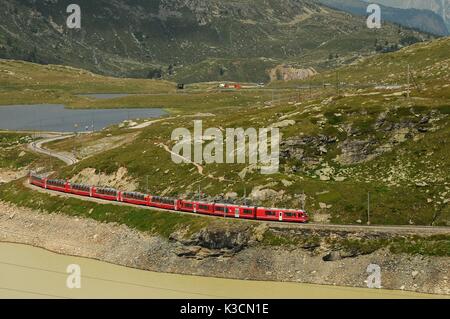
[367,192,371,226]
[336,71,340,96]
[407,64,410,100]
[243,185,247,206]
[301,190,306,211]
[73,123,78,158]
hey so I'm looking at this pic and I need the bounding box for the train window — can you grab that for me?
[73,184,89,191]
[98,188,116,196]
[285,212,295,217]
[265,211,276,216]
[153,197,174,205]
[48,179,65,186]
[184,203,193,208]
[243,209,253,214]
[216,206,228,213]
[124,192,145,200]
[199,205,209,210]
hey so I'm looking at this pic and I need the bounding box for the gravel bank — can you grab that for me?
[0,201,448,296]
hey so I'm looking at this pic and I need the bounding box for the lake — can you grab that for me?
[0,104,166,132]
[0,243,445,299]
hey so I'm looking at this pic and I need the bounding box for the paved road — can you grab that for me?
[25,182,450,235]
[28,134,78,165]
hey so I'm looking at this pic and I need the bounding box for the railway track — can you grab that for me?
[25,181,450,235]
[23,128,449,236]
[28,134,78,166]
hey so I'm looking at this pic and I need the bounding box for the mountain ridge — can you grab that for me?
[320,0,449,36]
[0,0,433,82]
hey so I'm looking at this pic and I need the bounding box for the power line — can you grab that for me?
[0,257,229,298]
[0,286,70,299]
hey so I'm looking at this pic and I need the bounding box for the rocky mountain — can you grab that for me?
[373,0,450,30]
[0,0,432,82]
[320,0,449,36]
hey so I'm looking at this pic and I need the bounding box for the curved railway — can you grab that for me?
[26,176,450,235]
[28,134,78,165]
[29,175,309,224]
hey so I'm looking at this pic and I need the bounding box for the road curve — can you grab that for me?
[28,134,78,166]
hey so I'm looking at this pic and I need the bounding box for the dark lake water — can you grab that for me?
[0,104,166,132]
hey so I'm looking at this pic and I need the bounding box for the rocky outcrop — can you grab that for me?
[269,65,318,81]
[281,135,337,166]
[70,167,138,191]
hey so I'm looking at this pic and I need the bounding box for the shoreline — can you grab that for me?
[0,200,449,296]
[1,241,447,299]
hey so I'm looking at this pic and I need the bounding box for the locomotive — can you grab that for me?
[29,174,309,223]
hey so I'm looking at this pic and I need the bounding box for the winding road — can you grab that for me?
[28,134,78,165]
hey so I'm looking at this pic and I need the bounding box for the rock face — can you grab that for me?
[337,139,378,165]
[269,65,318,81]
[70,167,138,191]
[320,0,449,36]
[281,135,337,165]
[375,0,450,31]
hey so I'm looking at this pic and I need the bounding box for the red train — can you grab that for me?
[29,175,309,223]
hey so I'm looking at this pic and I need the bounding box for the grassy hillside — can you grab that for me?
[0,59,176,105]
[32,37,449,227]
[1,38,448,227]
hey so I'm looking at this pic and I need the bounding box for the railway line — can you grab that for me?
[24,123,449,236]
[28,133,78,165]
[25,180,450,236]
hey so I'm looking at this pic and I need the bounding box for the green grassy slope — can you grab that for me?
[1,38,448,227]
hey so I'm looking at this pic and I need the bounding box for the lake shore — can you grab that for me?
[0,200,449,296]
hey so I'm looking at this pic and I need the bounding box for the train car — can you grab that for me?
[28,174,310,224]
[284,209,308,223]
[212,203,229,217]
[212,204,256,220]
[121,191,150,206]
[150,196,178,210]
[29,175,46,188]
[178,200,195,213]
[46,179,69,193]
[92,187,120,201]
[256,208,309,223]
[179,200,215,215]
[224,205,256,220]
[69,183,92,197]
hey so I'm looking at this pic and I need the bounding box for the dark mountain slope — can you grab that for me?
[0,0,432,82]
